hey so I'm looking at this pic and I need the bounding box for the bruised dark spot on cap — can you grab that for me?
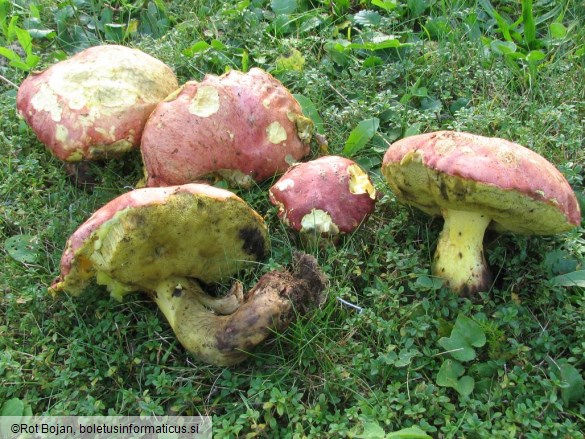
[239,227,267,260]
[172,287,182,297]
[458,252,463,259]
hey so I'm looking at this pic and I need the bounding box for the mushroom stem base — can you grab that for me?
[151,253,326,366]
[432,209,492,295]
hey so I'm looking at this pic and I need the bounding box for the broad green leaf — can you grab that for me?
[549,22,567,39]
[436,359,475,397]
[403,123,421,138]
[347,33,406,51]
[416,275,443,290]
[293,94,324,134]
[182,41,210,56]
[371,0,398,12]
[490,40,517,55]
[412,87,427,97]
[4,234,40,264]
[10,58,34,70]
[438,314,486,362]
[550,270,585,287]
[271,0,298,15]
[0,46,18,61]
[299,15,322,33]
[342,117,380,157]
[26,28,56,39]
[24,52,40,69]
[362,55,383,68]
[450,97,470,113]
[557,361,585,406]
[356,421,386,439]
[542,250,578,276]
[354,10,381,27]
[236,0,250,11]
[407,0,428,18]
[420,96,442,112]
[525,50,545,63]
[14,26,33,54]
[211,39,227,50]
[0,398,25,416]
[387,427,433,438]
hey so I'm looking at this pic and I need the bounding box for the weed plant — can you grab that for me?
[1,0,584,437]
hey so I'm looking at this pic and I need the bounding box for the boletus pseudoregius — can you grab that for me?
[17,45,179,162]
[140,68,314,188]
[382,130,581,296]
[269,155,377,238]
[50,184,326,366]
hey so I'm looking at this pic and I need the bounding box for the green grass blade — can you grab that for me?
[522,0,537,48]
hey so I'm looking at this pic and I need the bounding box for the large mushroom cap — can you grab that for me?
[51,183,269,298]
[382,130,580,234]
[382,131,581,295]
[141,67,313,188]
[49,184,326,366]
[17,45,179,162]
[269,156,377,235]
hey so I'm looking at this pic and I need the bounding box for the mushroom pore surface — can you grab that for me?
[50,185,326,366]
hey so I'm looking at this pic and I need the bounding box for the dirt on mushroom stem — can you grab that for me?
[137,252,327,366]
[49,184,326,365]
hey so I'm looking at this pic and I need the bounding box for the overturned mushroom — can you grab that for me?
[17,45,178,162]
[269,156,377,237]
[140,68,313,188]
[382,131,581,295]
[50,184,325,366]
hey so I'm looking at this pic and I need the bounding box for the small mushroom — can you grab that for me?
[269,156,377,237]
[49,183,326,366]
[140,68,313,188]
[17,45,179,162]
[382,131,581,295]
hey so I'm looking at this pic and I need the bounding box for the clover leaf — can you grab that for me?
[438,314,486,362]
[436,359,475,397]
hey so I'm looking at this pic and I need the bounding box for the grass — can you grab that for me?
[1,0,584,437]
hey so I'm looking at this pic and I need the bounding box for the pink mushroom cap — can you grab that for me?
[269,156,377,235]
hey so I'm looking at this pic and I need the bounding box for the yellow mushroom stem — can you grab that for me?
[432,209,492,295]
[150,253,326,366]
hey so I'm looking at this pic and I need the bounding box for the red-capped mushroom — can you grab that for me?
[269,156,377,237]
[49,183,325,366]
[140,68,313,188]
[382,131,581,295]
[17,45,178,162]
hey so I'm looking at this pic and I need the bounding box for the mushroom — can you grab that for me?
[382,131,581,295]
[16,45,179,162]
[140,67,313,188]
[49,183,326,366]
[269,156,377,237]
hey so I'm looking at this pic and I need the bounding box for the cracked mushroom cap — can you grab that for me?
[50,183,269,299]
[382,131,580,234]
[140,67,313,188]
[17,45,179,162]
[269,156,377,235]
